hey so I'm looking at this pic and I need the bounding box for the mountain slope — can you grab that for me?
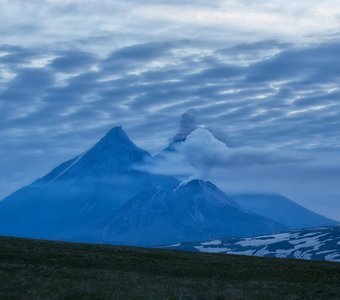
[230,194,338,229]
[82,180,287,246]
[159,128,338,230]
[0,127,178,240]
[166,226,340,262]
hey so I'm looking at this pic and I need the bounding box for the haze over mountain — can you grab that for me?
[230,194,338,230]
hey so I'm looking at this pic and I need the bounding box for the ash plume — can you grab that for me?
[171,109,198,143]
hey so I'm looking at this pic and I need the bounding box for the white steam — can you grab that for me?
[148,128,305,182]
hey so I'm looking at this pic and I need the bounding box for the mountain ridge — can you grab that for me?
[0,126,336,249]
[73,179,287,246]
[230,193,338,229]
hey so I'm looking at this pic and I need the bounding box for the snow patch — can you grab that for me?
[168,243,181,247]
[195,246,231,253]
[201,240,222,246]
[236,232,291,247]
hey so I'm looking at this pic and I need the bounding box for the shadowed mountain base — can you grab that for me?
[0,236,339,299]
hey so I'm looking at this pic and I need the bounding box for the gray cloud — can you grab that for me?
[49,50,97,73]
[2,0,340,57]
[1,38,340,219]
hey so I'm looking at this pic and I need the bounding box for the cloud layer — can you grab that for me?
[2,0,340,50]
[0,0,340,219]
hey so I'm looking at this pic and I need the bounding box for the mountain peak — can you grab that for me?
[96,126,143,151]
[102,126,129,141]
[86,126,150,166]
[47,126,151,177]
[174,179,240,207]
[93,126,131,151]
[178,179,218,192]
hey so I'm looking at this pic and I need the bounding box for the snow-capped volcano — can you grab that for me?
[47,126,150,181]
[0,126,337,250]
[80,179,286,246]
[0,127,178,240]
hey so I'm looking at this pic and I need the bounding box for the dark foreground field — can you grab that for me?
[0,236,339,299]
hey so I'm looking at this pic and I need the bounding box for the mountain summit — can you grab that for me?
[40,126,150,184]
[0,127,178,240]
[60,126,150,176]
[93,126,149,162]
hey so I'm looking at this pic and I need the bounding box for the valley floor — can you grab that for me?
[0,236,340,299]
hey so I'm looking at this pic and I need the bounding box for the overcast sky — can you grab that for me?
[1,0,340,219]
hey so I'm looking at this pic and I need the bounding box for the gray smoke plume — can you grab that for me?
[171,109,198,143]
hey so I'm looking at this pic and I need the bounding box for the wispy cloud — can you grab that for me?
[0,0,340,218]
[1,0,340,49]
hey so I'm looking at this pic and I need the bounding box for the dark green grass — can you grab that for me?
[0,236,339,299]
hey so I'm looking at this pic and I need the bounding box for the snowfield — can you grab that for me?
[168,226,340,263]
